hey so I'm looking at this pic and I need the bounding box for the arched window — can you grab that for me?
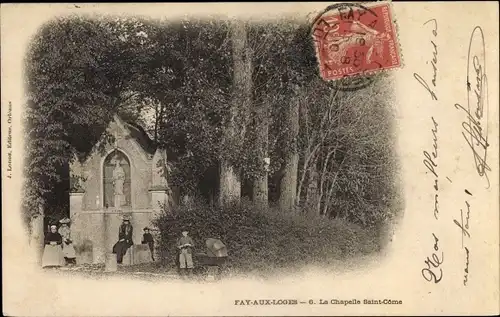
[103,150,131,208]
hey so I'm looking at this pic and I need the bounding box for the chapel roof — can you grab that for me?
[122,119,157,155]
[74,114,159,164]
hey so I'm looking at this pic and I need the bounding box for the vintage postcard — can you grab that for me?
[1,1,499,316]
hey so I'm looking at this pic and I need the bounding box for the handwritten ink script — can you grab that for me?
[414,19,438,101]
[417,18,444,284]
[453,192,472,286]
[455,26,491,188]
[418,24,490,287]
[450,26,490,287]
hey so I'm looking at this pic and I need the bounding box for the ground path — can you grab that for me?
[51,251,384,282]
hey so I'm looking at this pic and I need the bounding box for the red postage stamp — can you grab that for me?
[312,2,402,81]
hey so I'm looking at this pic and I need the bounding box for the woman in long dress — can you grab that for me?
[58,218,77,265]
[112,217,133,264]
[41,224,65,268]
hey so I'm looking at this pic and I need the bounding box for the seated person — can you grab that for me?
[42,224,65,268]
[112,217,133,264]
[141,227,154,261]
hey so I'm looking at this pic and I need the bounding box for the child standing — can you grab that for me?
[141,227,155,261]
[176,230,195,278]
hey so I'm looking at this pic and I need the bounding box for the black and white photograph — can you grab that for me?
[2,2,499,316]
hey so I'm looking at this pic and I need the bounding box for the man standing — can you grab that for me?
[177,230,195,278]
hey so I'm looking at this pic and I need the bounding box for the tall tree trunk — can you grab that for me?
[296,143,319,205]
[219,161,241,206]
[296,89,337,206]
[252,105,269,207]
[305,170,319,213]
[280,154,299,211]
[316,149,336,215]
[279,98,300,211]
[28,206,45,266]
[219,20,252,206]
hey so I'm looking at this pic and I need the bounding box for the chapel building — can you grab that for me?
[69,115,175,264]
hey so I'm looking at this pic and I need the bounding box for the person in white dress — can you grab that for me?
[58,218,77,265]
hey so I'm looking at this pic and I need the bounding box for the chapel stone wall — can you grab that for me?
[70,116,162,264]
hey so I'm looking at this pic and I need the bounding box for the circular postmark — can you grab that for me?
[310,2,396,90]
[331,73,377,91]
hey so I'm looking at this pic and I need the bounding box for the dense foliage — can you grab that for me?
[154,198,380,274]
[24,15,401,237]
[23,17,235,222]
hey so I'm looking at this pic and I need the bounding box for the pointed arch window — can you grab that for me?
[103,150,131,208]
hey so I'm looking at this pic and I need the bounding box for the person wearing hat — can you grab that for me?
[58,218,77,265]
[41,224,65,268]
[112,216,134,264]
[141,227,155,261]
[176,230,195,277]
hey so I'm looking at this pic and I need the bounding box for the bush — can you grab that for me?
[154,197,380,275]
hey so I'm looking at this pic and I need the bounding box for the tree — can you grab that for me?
[250,102,269,207]
[23,16,155,258]
[295,81,350,215]
[292,72,400,226]
[244,21,318,210]
[24,14,401,256]
[271,22,316,212]
[244,23,282,207]
[24,17,110,259]
[218,20,252,206]
[151,19,233,201]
